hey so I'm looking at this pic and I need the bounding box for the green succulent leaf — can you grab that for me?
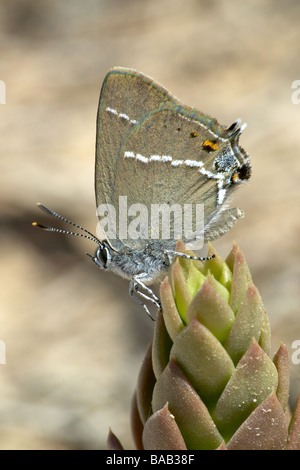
[172,259,193,322]
[225,285,265,364]
[170,318,235,406]
[230,249,253,314]
[152,359,223,450]
[186,277,235,342]
[152,310,173,379]
[160,276,184,341]
[213,339,278,439]
[226,392,288,450]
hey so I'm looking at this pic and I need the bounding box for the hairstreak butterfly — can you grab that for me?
[33,67,251,319]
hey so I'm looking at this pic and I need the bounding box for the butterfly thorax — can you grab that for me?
[96,240,172,284]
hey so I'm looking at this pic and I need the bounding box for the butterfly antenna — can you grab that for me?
[165,250,215,262]
[32,203,102,246]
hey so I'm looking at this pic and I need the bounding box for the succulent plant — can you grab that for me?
[107,241,300,450]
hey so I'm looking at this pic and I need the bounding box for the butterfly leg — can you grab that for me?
[129,273,161,320]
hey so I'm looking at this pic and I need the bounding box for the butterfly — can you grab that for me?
[34,67,251,319]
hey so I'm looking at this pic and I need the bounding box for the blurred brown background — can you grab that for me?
[0,0,299,450]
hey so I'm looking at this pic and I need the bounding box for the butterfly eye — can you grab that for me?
[96,245,108,268]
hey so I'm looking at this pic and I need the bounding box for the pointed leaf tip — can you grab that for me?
[107,428,124,450]
[273,343,290,412]
[224,241,239,272]
[142,403,187,450]
[230,248,253,314]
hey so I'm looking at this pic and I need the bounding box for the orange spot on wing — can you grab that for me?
[203,139,219,151]
[232,172,239,182]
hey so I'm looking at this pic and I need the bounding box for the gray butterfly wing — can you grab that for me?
[112,104,250,251]
[96,67,251,252]
[95,67,180,250]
